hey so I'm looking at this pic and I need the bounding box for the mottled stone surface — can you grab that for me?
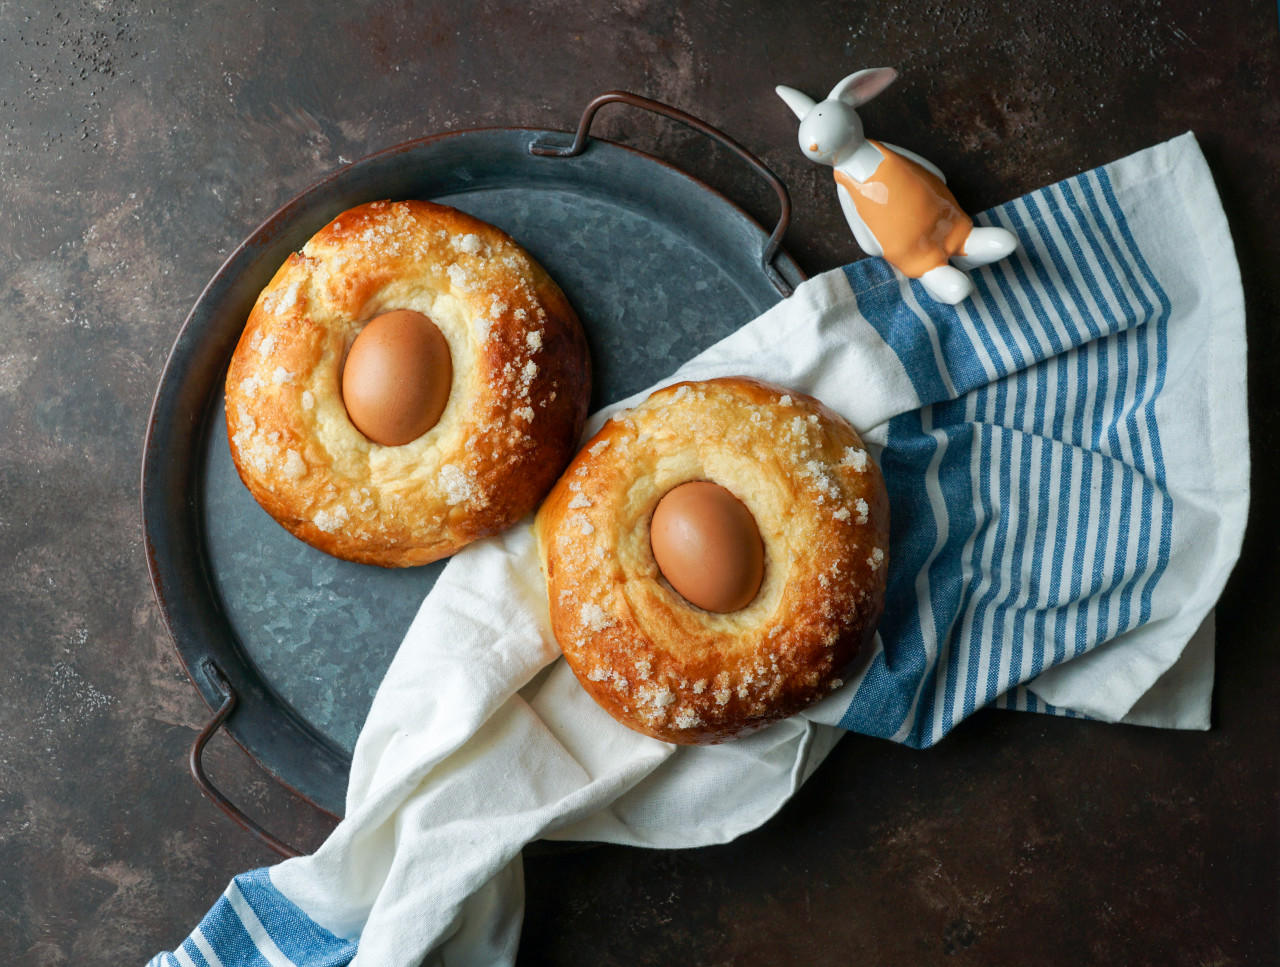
[0,0,1275,965]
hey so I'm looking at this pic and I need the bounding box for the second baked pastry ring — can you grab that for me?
[536,377,890,744]
[225,200,590,567]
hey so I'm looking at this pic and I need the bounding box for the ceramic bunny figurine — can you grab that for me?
[777,68,1017,304]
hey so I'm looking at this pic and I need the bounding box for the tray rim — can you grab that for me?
[140,122,808,819]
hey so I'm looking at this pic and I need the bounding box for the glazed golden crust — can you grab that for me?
[535,377,889,744]
[226,200,590,567]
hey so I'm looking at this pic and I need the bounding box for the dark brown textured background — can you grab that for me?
[1,1,1276,964]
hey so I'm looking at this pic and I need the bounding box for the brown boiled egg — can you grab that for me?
[341,309,452,446]
[650,481,765,613]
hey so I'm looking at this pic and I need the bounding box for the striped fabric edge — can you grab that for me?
[147,868,357,967]
[834,160,1173,748]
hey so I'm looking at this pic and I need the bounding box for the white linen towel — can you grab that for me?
[149,131,1247,967]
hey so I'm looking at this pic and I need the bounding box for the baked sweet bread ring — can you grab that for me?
[226,200,590,567]
[535,377,889,744]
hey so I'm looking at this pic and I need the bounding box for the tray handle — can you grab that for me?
[530,91,795,298]
[190,659,303,859]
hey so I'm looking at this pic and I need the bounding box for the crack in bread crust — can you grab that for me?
[536,377,889,744]
[226,200,590,567]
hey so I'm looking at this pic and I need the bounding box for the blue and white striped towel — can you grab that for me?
[150,132,1247,967]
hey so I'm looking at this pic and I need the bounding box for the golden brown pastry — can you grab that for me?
[226,200,590,567]
[535,377,889,744]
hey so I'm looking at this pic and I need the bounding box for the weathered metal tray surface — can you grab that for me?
[143,125,804,817]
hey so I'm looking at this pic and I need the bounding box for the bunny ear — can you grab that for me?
[828,68,899,107]
[775,85,817,120]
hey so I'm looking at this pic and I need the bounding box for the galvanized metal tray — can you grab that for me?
[141,93,804,853]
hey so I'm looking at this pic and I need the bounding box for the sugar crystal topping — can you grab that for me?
[673,708,703,729]
[313,505,349,533]
[439,465,476,505]
[270,281,300,316]
[804,460,838,497]
[637,683,675,711]
[282,449,307,480]
[455,233,484,255]
[841,447,868,472]
[580,602,612,633]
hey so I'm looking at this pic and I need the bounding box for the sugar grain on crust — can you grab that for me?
[272,282,301,315]
[804,460,837,496]
[282,449,307,480]
[455,233,484,255]
[638,683,675,710]
[438,465,475,505]
[580,602,612,633]
[673,708,703,729]
[446,264,470,288]
[841,447,868,472]
[313,505,349,534]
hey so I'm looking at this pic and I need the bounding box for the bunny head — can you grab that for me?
[776,68,899,167]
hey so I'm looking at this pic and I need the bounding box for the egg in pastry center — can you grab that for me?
[341,309,453,447]
[650,480,765,613]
